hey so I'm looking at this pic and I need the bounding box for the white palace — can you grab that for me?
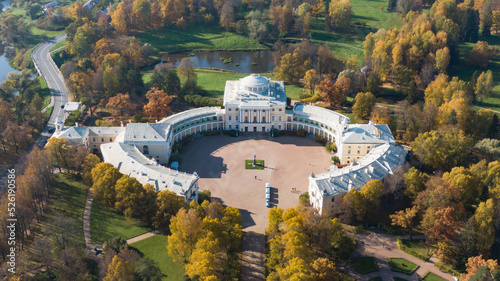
[52,74,407,212]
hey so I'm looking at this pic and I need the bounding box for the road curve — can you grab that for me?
[31,33,70,128]
[0,34,70,190]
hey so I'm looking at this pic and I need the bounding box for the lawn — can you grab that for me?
[388,257,420,275]
[245,159,264,170]
[130,234,185,281]
[37,174,88,249]
[38,76,51,109]
[352,256,379,275]
[90,199,152,244]
[393,277,408,281]
[400,239,432,261]
[451,34,500,112]
[143,69,305,100]
[421,271,447,281]
[49,39,67,52]
[136,24,269,53]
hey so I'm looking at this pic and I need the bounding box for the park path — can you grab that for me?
[83,188,104,279]
[126,230,160,244]
[350,229,455,281]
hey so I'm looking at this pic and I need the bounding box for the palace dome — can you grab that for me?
[240,74,269,92]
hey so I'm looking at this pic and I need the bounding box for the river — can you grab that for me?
[0,0,18,85]
[166,50,276,73]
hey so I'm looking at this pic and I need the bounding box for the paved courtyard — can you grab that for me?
[179,134,333,280]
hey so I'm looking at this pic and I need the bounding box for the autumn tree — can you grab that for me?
[2,122,33,155]
[143,88,173,119]
[390,206,419,240]
[92,162,122,207]
[468,41,492,68]
[114,175,149,218]
[474,199,495,257]
[302,69,321,96]
[274,52,312,85]
[412,126,473,171]
[328,0,352,31]
[106,93,135,116]
[167,208,202,263]
[46,137,74,172]
[310,258,341,281]
[460,256,500,281]
[0,13,29,46]
[404,167,429,199]
[370,107,391,125]
[317,45,338,74]
[82,153,101,186]
[443,166,481,209]
[153,190,188,229]
[353,92,376,120]
[474,70,493,101]
[104,255,135,281]
[435,47,450,74]
[110,2,130,35]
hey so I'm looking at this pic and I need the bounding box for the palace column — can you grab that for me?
[240,110,243,124]
[258,110,261,123]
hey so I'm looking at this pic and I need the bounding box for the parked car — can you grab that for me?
[266,201,272,208]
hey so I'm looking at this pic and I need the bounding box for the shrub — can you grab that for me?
[396,237,429,261]
[355,225,363,233]
[315,134,323,142]
[332,156,340,164]
[222,130,238,137]
[435,262,461,277]
[169,153,181,164]
[103,236,128,252]
[325,142,337,152]
[202,131,219,136]
[299,192,310,205]
[198,190,212,204]
[297,128,307,137]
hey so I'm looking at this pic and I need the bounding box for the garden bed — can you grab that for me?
[387,257,419,275]
[245,159,264,170]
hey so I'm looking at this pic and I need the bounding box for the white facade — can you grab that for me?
[51,74,406,209]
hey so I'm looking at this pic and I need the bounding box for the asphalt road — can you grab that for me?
[0,34,70,189]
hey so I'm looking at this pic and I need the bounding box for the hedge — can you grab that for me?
[396,237,430,262]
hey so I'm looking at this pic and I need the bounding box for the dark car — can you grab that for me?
[61,105,64,109]
[48,128,55,133]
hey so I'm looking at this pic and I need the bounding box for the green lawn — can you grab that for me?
[130,234,185,281]
[38,76,51,109]
[400,239,432,261]
[43,106,53,121]
[388,258,419,275]
[421,271,447,281]
[245,159,264,170]
[353,256,379,275]
[37,174,88,249]
[90,199,151,244]
[136,24,269,53]
[451,35,500,112]
[50,39,67,52]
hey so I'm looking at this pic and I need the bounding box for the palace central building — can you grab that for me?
[51,74,407,212]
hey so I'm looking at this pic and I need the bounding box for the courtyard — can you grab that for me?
[179,134,333,280]
[179,134,333,232]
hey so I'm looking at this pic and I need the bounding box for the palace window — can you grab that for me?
[229,115,232,121]
[229,124,232,129]
[143,145,149,155]
[236,115,239,121]
[278,124,282,130]
[271,115,275,121]
[278,116,282,121]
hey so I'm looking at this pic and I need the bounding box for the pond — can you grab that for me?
[165,50,276,73]
[0,42,18,84]
[1,0,12,11]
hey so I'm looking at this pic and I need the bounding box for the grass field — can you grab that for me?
[37,174,88,249]
[245,159,264,169]
[400,239,432,261]
[352,256,379,275]
[38,76,51,108]
[421,272,447,281]
[388,257,419,275]
[49,39,67,52]
[130,234,185,281]
[137,24,269,53]
[90,199,152,244]
[451,34,500,112]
